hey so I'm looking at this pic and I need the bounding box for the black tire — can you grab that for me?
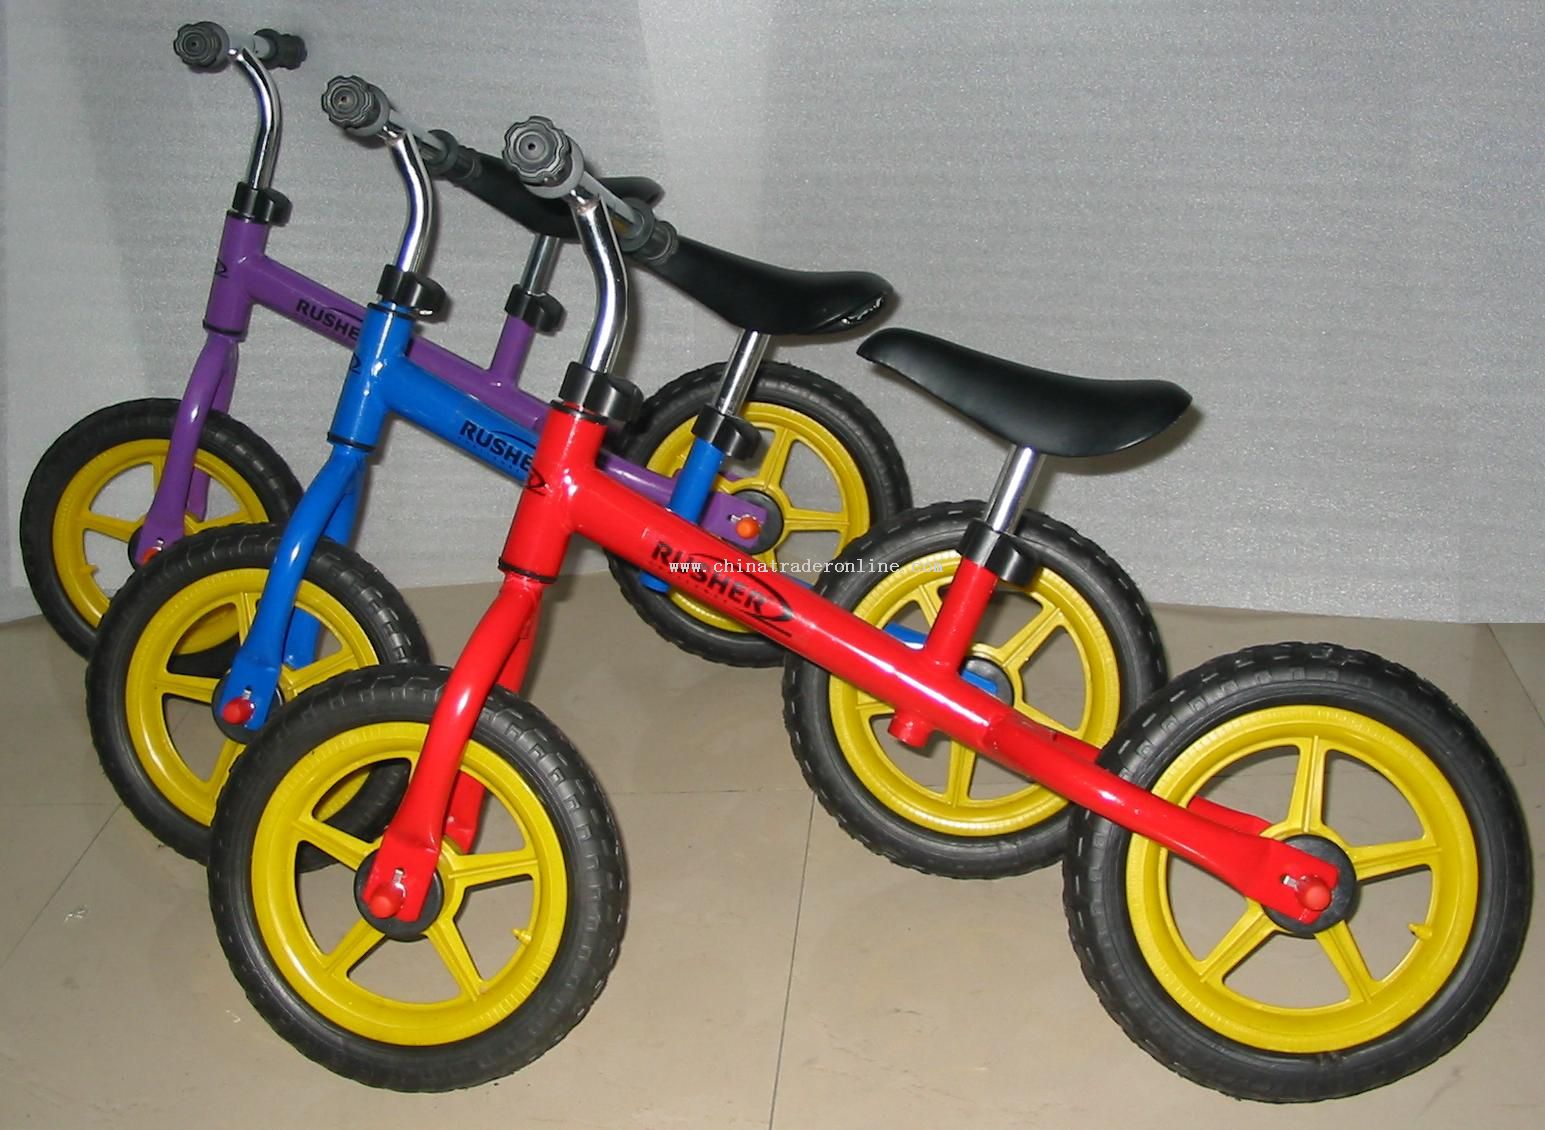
[208,665,627,1091]
[783,500,1165,877]
[607,362,912,667]
[19,398,301,657]
[1063,642,1532,1101]
[86,524,428,861]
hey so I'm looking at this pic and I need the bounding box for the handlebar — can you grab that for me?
[502,116,642,376]
[320,75,474,177]
[503,117,678,264]
[173,21,302,193]
[173,22,306,71]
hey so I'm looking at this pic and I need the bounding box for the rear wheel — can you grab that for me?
[1063,643,1532,1100]
[208,666,626,1091]
[608,362,911,667]
[784,501,1165,877]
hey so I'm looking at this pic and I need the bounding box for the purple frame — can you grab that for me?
[138,213,752,551]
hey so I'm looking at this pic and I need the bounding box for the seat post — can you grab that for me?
[712,329,771,415]
[983,445,1042,533]
[519,234,562,295]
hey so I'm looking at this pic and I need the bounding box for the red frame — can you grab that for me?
[359,404,1337,926]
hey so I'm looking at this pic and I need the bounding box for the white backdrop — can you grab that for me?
[4,0,1542,625]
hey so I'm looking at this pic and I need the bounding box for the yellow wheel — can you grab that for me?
[1065,643,1531,1101]
[784,501,1165,876]
[19,398,299,656]
[609,362,910,666]
[207,666,625,1091]
[86,525,427,860]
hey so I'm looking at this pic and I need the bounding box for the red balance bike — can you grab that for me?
[207,116,1531,1100]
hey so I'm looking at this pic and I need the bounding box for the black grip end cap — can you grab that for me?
[173,21,228,69]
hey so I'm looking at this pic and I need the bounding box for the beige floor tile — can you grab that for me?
[1491,623,1545,719]
[0,617,89,721]
[0,792,809,1130]
[772,806,1545,1130]
[0,804,115,964]
[2,590,1542,1126]
[0,619,119,807]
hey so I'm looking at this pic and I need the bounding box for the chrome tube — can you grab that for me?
[383,125,434,275]
[569,183,628,373]
[712,331,771,415]
[519,235,563,297]
[233,48,281,189]
[983,446,1042,533]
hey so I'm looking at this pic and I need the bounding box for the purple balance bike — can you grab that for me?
[19,22,912,670]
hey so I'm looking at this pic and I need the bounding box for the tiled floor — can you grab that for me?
[1,577,1541,1128]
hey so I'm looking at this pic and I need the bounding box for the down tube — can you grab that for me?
[571,460,1000,744]
[566,461,1344,918]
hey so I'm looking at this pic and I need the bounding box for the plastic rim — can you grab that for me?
[1125,704,1479,1053]
[123,567,382,826]
[645,404,870,634]
[829,550,1121,836]
[52,438,270,630]
[250,722,568,1045]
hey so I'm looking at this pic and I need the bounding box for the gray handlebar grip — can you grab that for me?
[254,28,306,70]
[503,117,582,196]
[173,21,229,69]
[322,75,390,137]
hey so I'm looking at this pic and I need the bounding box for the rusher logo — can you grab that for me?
[649,540,793,632]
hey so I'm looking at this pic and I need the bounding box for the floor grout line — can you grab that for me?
[1487,625,1545,727]
[0,803,120,973]
[767,794,815,1130]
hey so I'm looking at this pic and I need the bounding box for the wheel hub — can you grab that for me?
[728,487,783,554]
[1265,834,1359,935]
[961,656,1015,705]
[211,680,284,742]
[353,849,445,941]
[125,525,158,568]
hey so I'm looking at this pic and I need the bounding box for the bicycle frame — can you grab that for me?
[137,212,759,559]
[323,117,1336,945]
[359,379,1342,931]
[140,42,762,568]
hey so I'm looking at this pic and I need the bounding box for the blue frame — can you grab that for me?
[218,303,550,728]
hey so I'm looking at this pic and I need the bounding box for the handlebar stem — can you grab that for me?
[383,125,435,276]
[568,184,628,373]
[232,48,281,190]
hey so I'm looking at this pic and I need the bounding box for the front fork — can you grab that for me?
[359,444,575,918]
[215,444,366,730]
[360,570,546,919]
[137,332,241,560]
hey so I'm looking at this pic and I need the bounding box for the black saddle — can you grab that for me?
[859,328,1191,457]
[443,152,889,337]
[646,237,891,337]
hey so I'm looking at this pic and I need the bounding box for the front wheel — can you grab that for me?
[1063,642,1532,1101]
[208,665,627,1091]
[19,398,301,656]
[784,501,1166,877]
[86,525,428,861]
[607,362,912,667]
